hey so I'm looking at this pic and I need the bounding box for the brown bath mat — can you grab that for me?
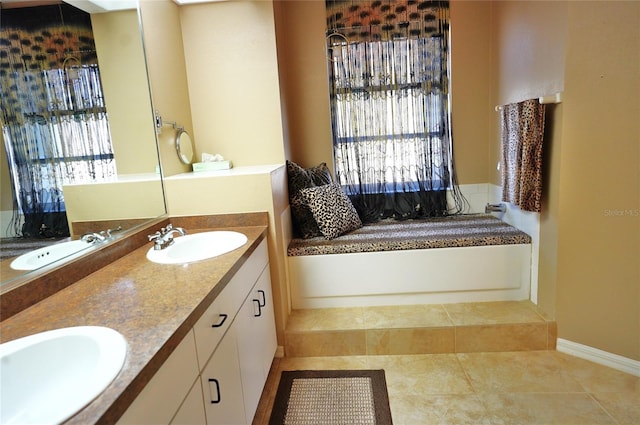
[269,369,393,425]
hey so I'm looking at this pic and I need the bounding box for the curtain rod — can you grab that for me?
[494,92,563,111]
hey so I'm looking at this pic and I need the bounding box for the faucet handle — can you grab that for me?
[103,226,122,238]
[81,233,97,243]
[81,232,107,243]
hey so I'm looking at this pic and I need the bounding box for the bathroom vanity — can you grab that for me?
[0,214,276,424]
[118,237,276,424]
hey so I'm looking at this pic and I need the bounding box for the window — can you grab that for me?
[1,4,115,237]
[330,38,448,193]
[325,0,464,220]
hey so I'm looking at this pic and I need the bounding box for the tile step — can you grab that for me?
[284,301,557,357]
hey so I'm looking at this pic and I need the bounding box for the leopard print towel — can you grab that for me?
[500,99,546,213]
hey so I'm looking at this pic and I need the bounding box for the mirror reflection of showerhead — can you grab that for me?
[62,55,81,80]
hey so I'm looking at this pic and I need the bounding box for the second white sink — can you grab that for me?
[10,239,93,271]
[146,231,248,265]
[0,326,127,425]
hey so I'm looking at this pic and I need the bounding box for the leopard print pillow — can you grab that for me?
[290,194,322,239]
[299,184,362,240]
[286,160,333,238]
[286,160,332,197]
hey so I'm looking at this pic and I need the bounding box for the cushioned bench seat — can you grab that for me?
[286,214,533,308]
[288,214,531,257]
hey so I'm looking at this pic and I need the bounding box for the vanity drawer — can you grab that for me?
[193,239,268,371]
[193,284,234,372]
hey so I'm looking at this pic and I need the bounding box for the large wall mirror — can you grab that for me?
[0,0,166,287]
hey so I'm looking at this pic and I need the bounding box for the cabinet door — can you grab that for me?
[193,285,233,372]
[171,379,206,425]
[193,239,269,372]
[236,288,266,423]
[254,265,277,377]
[236,266,278,424]
[118,331,200,425]
[201,328,246,425]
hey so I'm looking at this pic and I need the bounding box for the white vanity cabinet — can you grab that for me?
[172,378,208,424]
[200,327,246,424]
[235,266,278,423]
[117,238,276,425]
[117,330,202,425]
[200,241,277,425]
[193,239,268,371]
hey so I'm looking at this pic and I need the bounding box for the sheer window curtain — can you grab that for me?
[1,5,116,238]
[326,0,466,223]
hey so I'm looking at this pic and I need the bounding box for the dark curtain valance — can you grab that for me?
[326,0,449,43]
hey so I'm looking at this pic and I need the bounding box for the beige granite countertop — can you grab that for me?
[0,220,268,424]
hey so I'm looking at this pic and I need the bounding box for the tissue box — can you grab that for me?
[192,161,232,172]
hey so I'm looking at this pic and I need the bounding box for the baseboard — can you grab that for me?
[275,345,285,358]
[557,338,640,377]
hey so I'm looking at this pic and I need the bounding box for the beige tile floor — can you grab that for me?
[255,302,638,424]
[254,351,639,425]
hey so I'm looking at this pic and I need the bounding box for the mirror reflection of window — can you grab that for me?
[0,3,115,239]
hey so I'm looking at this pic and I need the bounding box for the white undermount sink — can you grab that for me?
[0,326,127,425]
[146,231,248,265]
[10,239,93,271]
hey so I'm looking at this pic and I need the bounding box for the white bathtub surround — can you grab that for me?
[489,184,541,304]
[557,339,640,377]
[450,183,540,304]
[0,210,23,238]
[289,243,532,308]
[287,215,532,309]
[284,183,537,309]
[447,183,490,214]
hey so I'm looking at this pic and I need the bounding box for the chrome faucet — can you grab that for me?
[148,224,187,250]
[81,226,122,244]
[81,232,106,244]
[485,203,507,213]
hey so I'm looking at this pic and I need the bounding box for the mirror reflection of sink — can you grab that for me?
[0,326,127,425]
[146,231,248,265]
[10,239,93,271]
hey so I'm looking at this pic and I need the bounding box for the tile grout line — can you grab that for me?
[362,307,371,356]
[584,393,623,425]
[441,303,459,353]
[544,321,555,352]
